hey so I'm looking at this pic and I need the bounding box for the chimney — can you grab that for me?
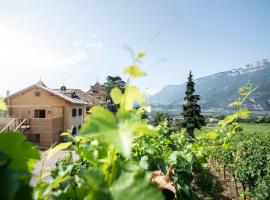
[6,90,10,97]
[6,90,10,107]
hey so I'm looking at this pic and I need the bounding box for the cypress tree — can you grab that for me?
[181,71,205,139]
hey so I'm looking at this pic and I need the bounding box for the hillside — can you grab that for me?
[150,59,270,111]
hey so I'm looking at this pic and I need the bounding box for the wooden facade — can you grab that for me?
[2,82,86,148]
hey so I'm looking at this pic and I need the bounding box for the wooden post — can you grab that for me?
[233,174,238,199]
[242,183,246,200]
[223,165,226,180]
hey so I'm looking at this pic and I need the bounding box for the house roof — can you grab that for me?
[55,88,106,105]
[87,81,107,94]
[36,80,47,87]
[6,82,87,105]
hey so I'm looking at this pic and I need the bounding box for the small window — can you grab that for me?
[71,92,76,99]
[72,108,77,117]
[78,108,82,116]
[35,91,41,96]
[78,125,81,130]
[34,109,46,118]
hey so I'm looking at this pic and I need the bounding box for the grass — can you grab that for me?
[195,123,270,135]
[241,123,270,133]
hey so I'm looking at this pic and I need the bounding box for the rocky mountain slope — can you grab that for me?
[150,59,270,111]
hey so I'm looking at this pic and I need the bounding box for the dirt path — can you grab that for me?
[193,166,236,200]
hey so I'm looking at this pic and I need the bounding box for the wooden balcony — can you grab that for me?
[1,105,64,147]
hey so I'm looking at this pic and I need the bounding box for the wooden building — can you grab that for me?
[87,81,108,102]
[0,81,106,148]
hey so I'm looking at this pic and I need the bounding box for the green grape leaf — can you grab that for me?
[133,121,158,137]
[50,174,71,189]
[82,168,112,200]
[123,66,146,78]
[46,142,72,160]
[134,51,145,61]
[168,151,193,172]
[117,120,134,157]
[80,106,135,157]
[111,170,164,200]
[222,142,231,150]
[80,106,117,135]
[237,108,249,119]
[0,99,7,111]
[229,99,241,107]
[123,86,144,111]
[139,156,149,169]
[0,133,40,170]
[198,131,218,140]
[218,114,237,127]
[110,87,123,104]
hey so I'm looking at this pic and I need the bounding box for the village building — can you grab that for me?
[87,81,108,102]
[55,84,107,113]
[0,81,107,148]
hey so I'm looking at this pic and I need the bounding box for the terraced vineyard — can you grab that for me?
[0,54,269,200]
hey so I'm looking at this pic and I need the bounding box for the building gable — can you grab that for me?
[8,86,70,106]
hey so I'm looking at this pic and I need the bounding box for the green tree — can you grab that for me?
[104,76,126,112]
[151,112,172,127]
[181,71,205,139]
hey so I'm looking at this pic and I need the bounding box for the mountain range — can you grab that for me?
[150,59,270,111]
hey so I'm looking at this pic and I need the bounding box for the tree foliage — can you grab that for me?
[151,112,172,127]
[181,71,205,138]
[104,76,126,112]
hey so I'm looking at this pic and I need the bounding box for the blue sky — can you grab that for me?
[0,0,269,96]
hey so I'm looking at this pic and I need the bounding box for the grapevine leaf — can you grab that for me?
[218,114,237,127]
[124,86,144,111]
[0,99,7,111]
[80,106,117,135]
[198,131,218,140]
[111,170,164,200]
[50,174,71,189]
[110,87,123,104]
[118,121,134,157]
[139,156,149,169]
[229,99,241,107]
[82,168,112,200]
[0,133,39,170]
[46,142,72,160]
[81,106,135,157]
[134,51,145,61]
[237,108,249,119]
[123,66,146,78]
[222,142,231,150]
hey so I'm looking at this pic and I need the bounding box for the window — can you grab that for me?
[72,108,77,117]
[71,92,76,99]
[35,91,41,96]
[34,109,46,118]
[78,125,81,130]
[78,108,82,116]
